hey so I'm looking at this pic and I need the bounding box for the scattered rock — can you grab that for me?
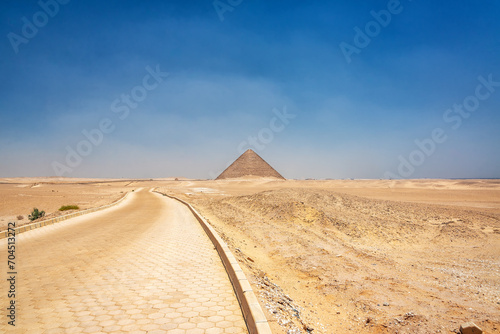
[302,324,314,332]
[383,303,390,306]
[460,322,482,334]
[403,312,415,319]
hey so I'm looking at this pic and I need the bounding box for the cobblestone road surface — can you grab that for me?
[1,189,247,333]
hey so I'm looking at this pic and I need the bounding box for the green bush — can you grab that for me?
[58,205,80,211]
[28,208,45,221]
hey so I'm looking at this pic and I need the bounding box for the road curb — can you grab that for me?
[0,192,130,239]
[154,190,272,334]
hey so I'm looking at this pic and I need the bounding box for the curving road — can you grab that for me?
[1,189,247,333]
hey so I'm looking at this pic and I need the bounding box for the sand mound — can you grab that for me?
[192,187,500,333]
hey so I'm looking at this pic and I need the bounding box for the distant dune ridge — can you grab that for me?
[216,149,285,180]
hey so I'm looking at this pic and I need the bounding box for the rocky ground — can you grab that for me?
[188,185,500,333]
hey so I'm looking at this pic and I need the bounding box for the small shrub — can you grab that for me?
[17,215,24,220]
[28,208,45,221]
[58,205,80,211]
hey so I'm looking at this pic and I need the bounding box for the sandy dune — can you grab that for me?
[159,179,500,333]
[1,178,499,333]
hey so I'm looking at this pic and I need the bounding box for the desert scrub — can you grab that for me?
[58,205,80,211]
[28,208,45,221]
[17,215,24,220]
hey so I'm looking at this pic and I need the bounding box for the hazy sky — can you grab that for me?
[1,0,499,179]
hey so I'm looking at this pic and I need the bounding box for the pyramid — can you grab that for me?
[216,149,285,180]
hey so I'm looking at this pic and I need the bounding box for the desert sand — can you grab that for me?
[1,177,499,333]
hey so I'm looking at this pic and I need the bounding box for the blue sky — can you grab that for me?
[1,0,499,179]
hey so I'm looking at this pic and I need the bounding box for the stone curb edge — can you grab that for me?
[153,190,272,334]
[0,192,131,239]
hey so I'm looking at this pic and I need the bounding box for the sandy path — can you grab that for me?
[0,189,247,333]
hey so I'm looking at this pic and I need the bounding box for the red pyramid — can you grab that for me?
[216,149,285,180]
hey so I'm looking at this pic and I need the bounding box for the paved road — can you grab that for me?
[1,189,247,333]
